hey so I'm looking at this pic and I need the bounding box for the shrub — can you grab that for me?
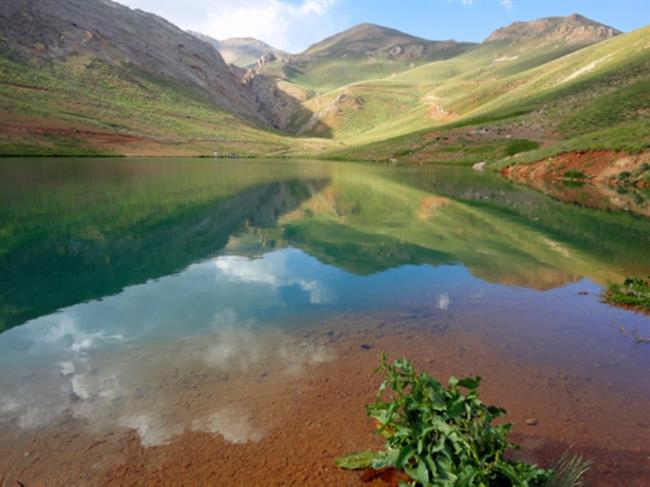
[563,170,587,180]
[337,355,590,486]
[604,276,650,312]
[505,139,540,156]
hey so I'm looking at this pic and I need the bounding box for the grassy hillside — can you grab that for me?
[0,0,332,156]
[0,4,646,176]
[0,54,330,157]
[295,17,627,148]
[322,25,650,164]
[267,23,474,93]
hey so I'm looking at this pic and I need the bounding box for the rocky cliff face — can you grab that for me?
[485,14,620,46]
[0,0,305,130]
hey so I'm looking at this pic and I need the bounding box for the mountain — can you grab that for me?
[304,23,471,59]
[324,23,649,214]
[190,33,288,67]
[0,0,327,156]
[485,13,620,46]
[1,0,647,198]
[0,0,260,119]
[275,23,475,91]
[296,14,626,144]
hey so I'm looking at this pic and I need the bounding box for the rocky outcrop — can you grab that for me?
[299,92,362,135]
[485,14,620,47]
[230,63,326,134]
[501,151,650,216]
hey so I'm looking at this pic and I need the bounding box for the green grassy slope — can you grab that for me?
[0,54,323,157]
[298,21,627,148]
[0,10,645,165]
[272,23,475,93]
[322,26,650,163]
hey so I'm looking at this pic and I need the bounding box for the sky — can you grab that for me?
[116,0,650,53]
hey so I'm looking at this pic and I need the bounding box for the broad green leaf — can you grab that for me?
[396,445,416,468]
[335,451,381,470]
[457,376,481,390]
[415,459,430,485]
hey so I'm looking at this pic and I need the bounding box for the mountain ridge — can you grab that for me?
[0,0,321,132]
[485,13,620,45]
[189,32,288,67]
[267,22,476,91]
[303,22,470,57]
[1,0,646,193]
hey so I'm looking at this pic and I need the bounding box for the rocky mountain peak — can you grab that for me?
[484,14,620,46]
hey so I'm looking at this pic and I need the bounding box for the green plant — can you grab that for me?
[505,139,540,156]
[546,454,592,487]
[604,276,650,312]
[337,355,590,486]
[563,170,587,180]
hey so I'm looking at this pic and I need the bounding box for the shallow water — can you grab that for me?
[0,158,649,485]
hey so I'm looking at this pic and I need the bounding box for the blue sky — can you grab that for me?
[117,0,650,53]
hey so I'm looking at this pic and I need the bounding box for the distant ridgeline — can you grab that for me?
[1,1,649,213]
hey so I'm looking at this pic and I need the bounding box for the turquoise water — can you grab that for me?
[0,158,648,446]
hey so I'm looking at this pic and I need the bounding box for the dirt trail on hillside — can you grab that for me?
[423,95,458,122]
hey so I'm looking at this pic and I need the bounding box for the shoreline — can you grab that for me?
[1,311,648,486]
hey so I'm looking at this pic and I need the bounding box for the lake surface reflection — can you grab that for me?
[0,158,648,484]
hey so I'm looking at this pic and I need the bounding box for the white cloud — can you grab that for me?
[191,408,263,444]
[200,0,338,52]
[214,253,334,304]
[117,0,341,53]
[452,0,512,9]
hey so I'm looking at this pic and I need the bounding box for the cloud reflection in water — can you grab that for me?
[0,249,336,446]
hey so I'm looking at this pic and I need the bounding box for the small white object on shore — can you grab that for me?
[472,161,487,172]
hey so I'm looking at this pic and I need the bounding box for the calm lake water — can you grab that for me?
[0,158,649,485]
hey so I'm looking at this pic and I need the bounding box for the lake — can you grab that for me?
[0,158,648,486]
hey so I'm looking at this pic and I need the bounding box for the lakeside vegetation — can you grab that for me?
[603,277,650,313]
[337,355,590,486]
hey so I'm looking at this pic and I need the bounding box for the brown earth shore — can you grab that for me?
[500,150,650,216]
[0,311,648,487]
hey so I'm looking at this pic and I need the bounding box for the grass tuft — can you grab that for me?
[604,276,650,312]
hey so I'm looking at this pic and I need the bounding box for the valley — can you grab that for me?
[0,2,649,486]
[1,2,648,215]
[0,7,644,149]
